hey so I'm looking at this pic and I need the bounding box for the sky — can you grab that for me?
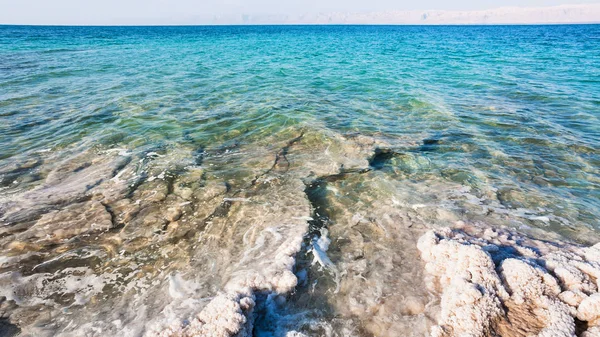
[1,0,600,25]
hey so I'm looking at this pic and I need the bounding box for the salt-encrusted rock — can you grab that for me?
[418,225,600,337]
[417,229,508,337]
[582,326,600,337]
[154,290,256,337]
[559,290,587,307]
[500,258,575,337]
[578,294,600,323]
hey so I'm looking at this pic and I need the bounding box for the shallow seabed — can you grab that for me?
[0,25,599,337]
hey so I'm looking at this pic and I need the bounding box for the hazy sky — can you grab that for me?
[1,0,599,24]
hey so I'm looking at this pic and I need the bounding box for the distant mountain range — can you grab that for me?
[217,4,600,25]
[2,3,600,25]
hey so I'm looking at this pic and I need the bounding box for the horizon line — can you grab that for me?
[2,22,600,27]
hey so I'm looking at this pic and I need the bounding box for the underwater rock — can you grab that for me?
[14,200,113,245]
[284,131,386,178]
[418,225,600,337]
[0,267,117,308]
[0,151,132,224]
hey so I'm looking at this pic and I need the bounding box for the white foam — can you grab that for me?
[310,229,340,293]
[223,197,251,202]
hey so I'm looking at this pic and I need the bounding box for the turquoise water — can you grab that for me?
[0,25,600,336]
[2,25,599,211]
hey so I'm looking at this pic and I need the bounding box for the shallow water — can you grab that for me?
[0,25,599,336]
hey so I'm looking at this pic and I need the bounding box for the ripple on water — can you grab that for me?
[0,25,599,336]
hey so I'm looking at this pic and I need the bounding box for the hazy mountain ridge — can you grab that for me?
[227,4,600,25]
[2,3,600,25]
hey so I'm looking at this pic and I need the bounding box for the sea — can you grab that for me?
[0,25,599,337]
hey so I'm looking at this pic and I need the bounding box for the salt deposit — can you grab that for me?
[418,224,600,337]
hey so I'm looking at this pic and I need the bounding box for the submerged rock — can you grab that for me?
[14,200,113,245]
[0,151,132,224]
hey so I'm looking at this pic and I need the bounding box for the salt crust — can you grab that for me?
[418,224,600,337]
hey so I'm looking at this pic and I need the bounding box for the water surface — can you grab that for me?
[0,25,599,337]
